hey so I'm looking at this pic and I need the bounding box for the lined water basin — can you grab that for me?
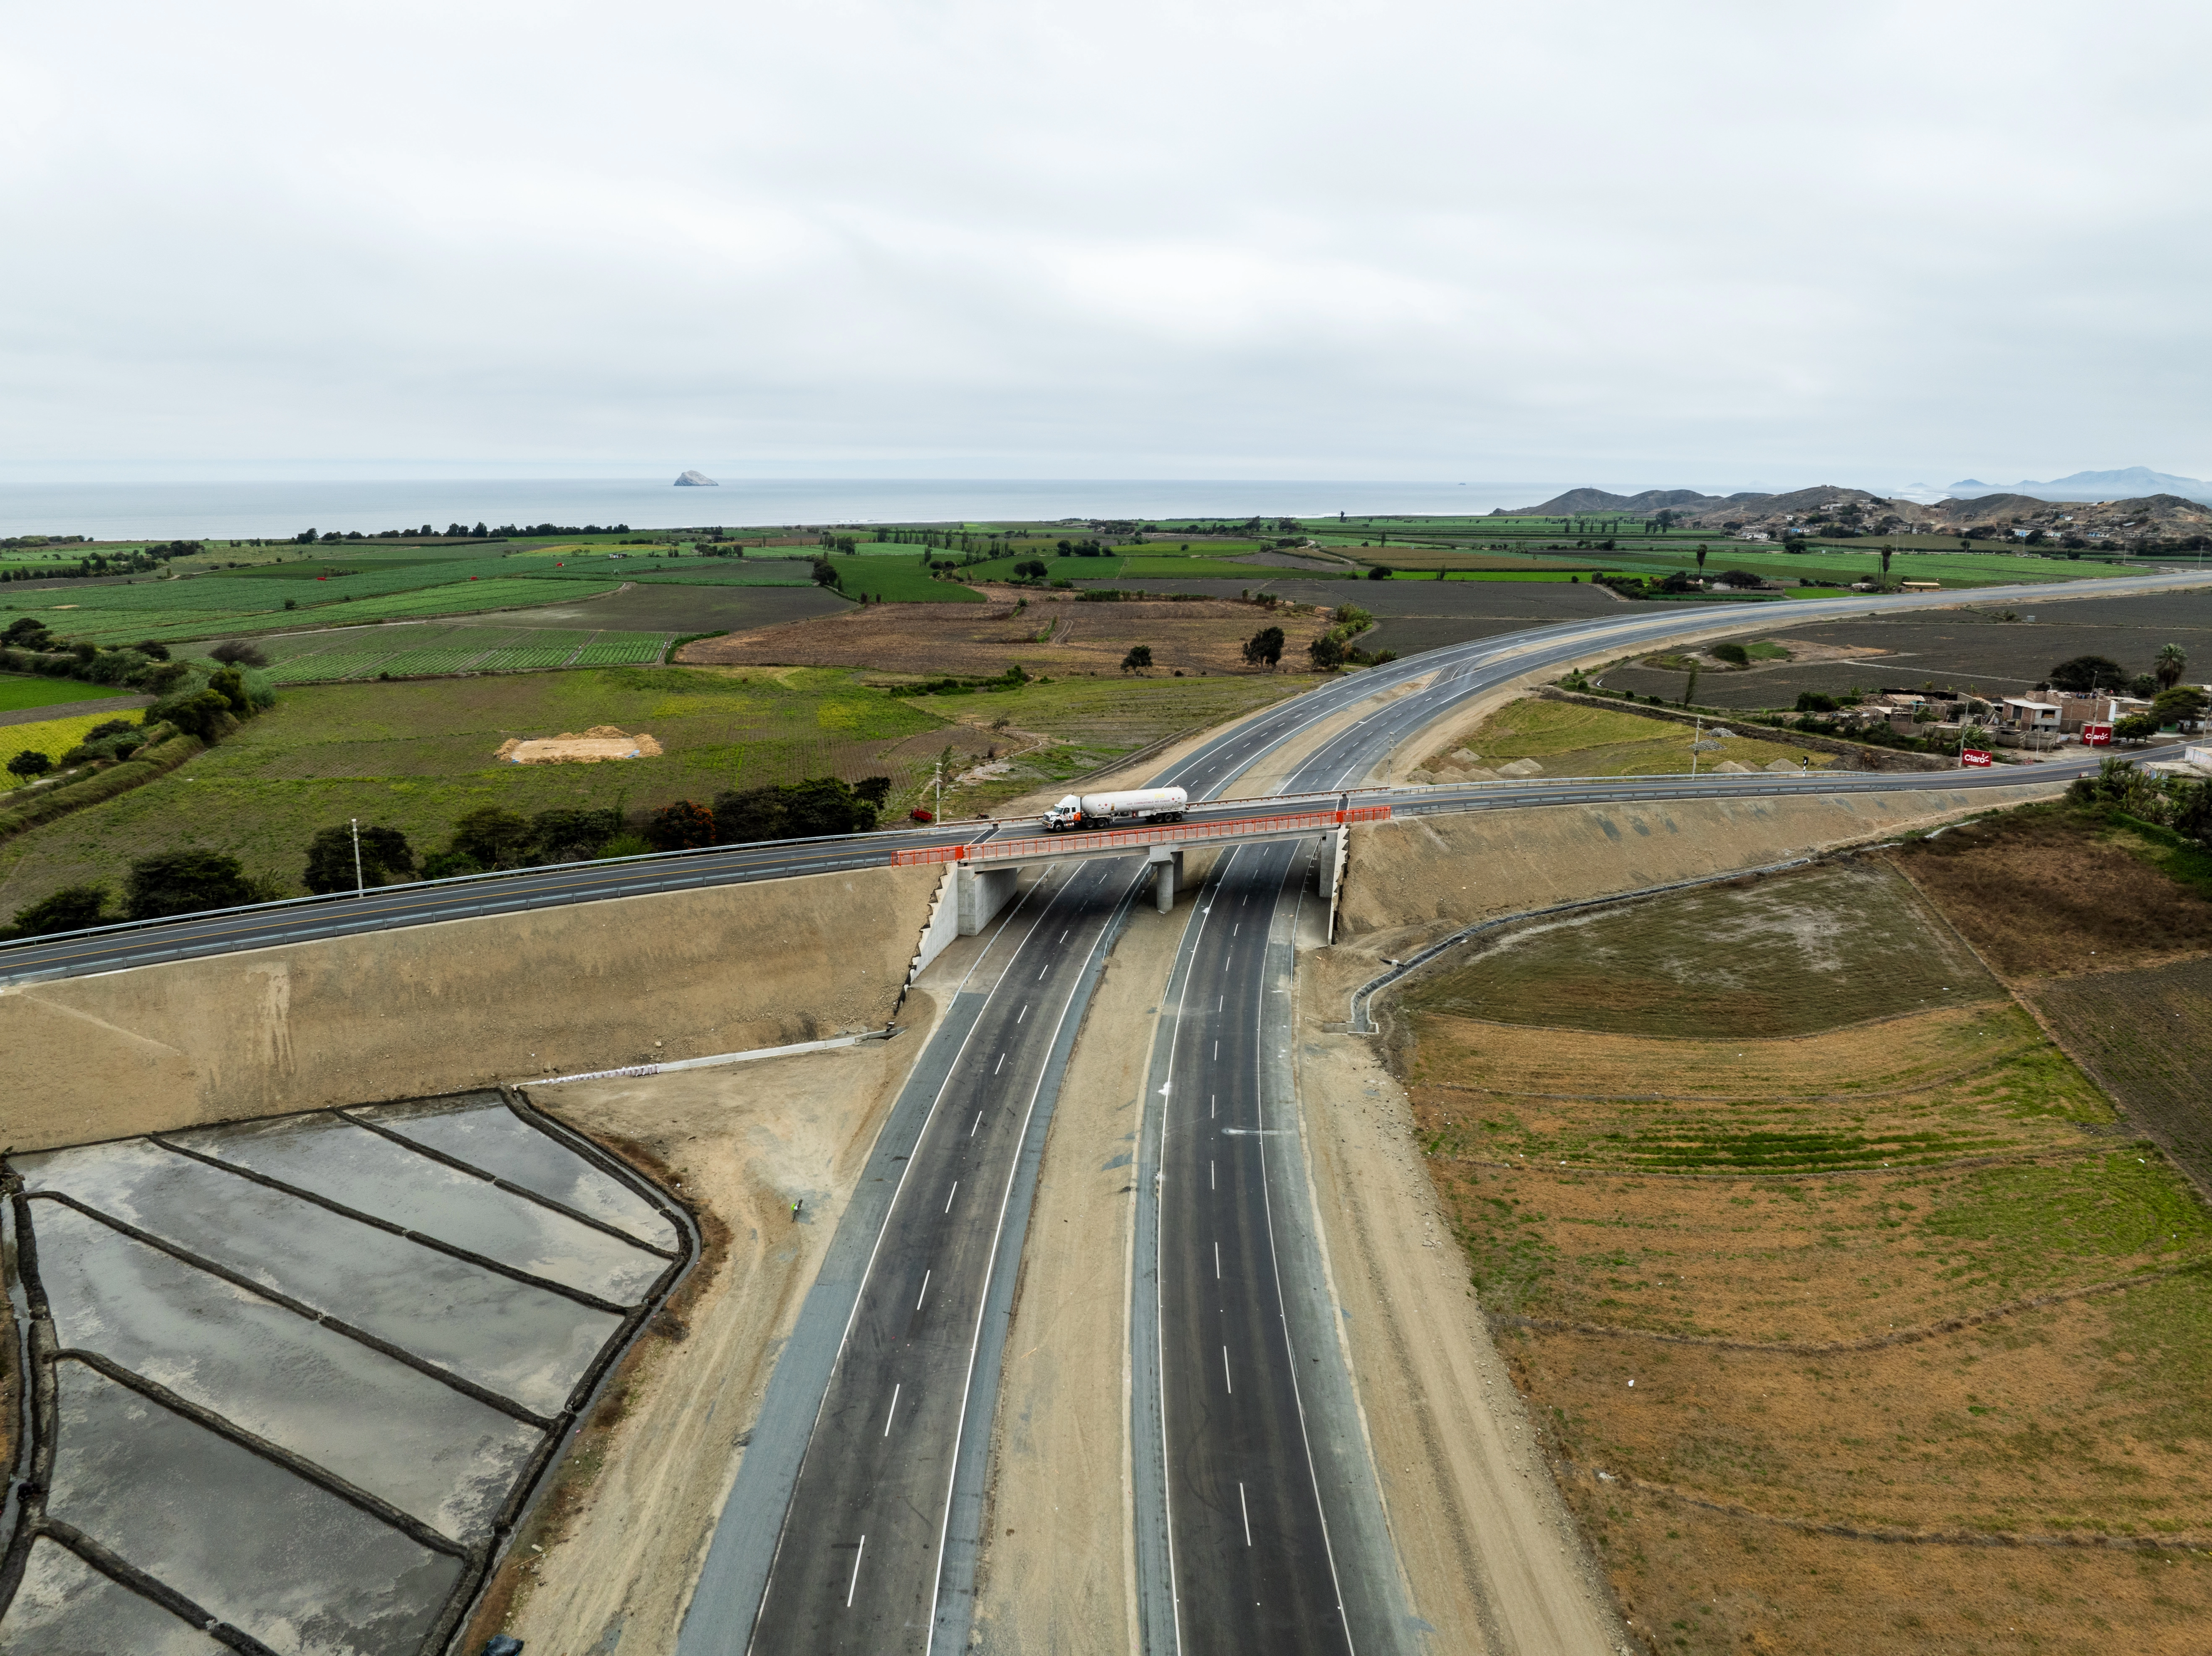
[2,1092,684,1656]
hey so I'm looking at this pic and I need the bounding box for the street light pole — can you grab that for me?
[350,817,364,897]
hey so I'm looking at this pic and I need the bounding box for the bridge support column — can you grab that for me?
[956,864,1019,935]
[1148,847,1181,914]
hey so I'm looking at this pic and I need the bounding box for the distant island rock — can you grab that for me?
[674,470,718,487]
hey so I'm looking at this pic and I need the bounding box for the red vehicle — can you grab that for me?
[909,807,935,823]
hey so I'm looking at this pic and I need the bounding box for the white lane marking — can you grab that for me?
[1232,924,1239,936]
[1038,966,1048,979]
[994,1052,1005,1074]
[970,1111,983,1137]
[1059,928,1068,942]
[1218,995,1223,1012]
[847,1534,866,1607]
[1223,1345,1233,1394]
[884,1383,901,1436]
[1215,1240,1221,1280]
[1213,1040,1219,1060]
[1239,1481,1252,1546]
[1018,1005,1028,1023]
[916,1270,931,1310]
[945,1182,958,1213]
[1210,1159,1216,1190]
[1210,1094,1216,1120]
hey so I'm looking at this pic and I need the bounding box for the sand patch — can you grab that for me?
[496,725,664,764]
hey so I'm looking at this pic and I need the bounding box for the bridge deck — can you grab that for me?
[890,805,1393,867]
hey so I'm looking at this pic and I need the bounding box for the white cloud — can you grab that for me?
[1,0,2207,482]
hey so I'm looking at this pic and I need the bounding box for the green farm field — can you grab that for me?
[0,666,947,910]
[1415,696,1836,781]
[1393,856,2212,1652]
[0,674,141,714]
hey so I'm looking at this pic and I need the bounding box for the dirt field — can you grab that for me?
[1372,857,2212,1654]
[1599,586,2212,710]
[1885,804,2212,1203]
[1888,806,2212,977]
[464,1010,942,1654]
[679,594,1333,679]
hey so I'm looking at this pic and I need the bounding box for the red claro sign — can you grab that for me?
[1961,749,1994,768]
[2082,723,2114,747]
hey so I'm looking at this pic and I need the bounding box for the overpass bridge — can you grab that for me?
[893,797,1395,920]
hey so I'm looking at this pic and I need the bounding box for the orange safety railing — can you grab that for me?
[890,805,1390,867]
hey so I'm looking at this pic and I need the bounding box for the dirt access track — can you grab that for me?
[677,594,1332,679]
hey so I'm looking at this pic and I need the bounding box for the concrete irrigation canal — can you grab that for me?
[0,1091,691,1654]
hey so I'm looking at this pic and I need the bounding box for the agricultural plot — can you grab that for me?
[1599,584,2212,708]
[0,711,135,774]
[1389,857,2212,1653]
[0,673,139,714]
[0,667,952,912]
[681,594,1329,679]
[2032,958,2212,1189]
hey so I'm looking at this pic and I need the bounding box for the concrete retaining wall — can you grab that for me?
[0,864,938,1154]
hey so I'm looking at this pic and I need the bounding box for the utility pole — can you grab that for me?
[350,817,364,896]
[1690,715,1702,778]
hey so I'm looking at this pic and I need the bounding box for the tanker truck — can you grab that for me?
[1041,786,1188,832]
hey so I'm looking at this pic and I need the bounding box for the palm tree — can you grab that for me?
[1695,545,1708,575]
[1881,546,1894,580]
[2156,643,2188,689]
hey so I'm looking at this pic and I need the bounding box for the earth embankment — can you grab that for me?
[1336,782,2061,959]
[0,864,936,1152]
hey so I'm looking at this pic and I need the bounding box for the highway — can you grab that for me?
[4,570,2201,1656]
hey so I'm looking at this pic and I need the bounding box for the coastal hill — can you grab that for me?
[1496,483,2212,543]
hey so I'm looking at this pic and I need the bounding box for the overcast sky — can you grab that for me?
[4,0,2208,489]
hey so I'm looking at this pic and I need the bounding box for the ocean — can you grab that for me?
[0,477,1570,542]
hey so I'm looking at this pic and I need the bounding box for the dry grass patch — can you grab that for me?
[1414,696,1834,781]
[1577,1487,2212,1656]
[1891,808,2212,978]
[679,595,1328,679]
[1385,857,2212,1653]
[1403,861,1996,1039]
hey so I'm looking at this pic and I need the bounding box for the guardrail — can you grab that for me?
[889,805,1392,867]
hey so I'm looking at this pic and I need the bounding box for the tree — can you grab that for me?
[1122,645,1153,674]
[10,884,109,937]
[209,639,269,668]
[1242,625,1286,667]
[449,806,535,869]
[1795,690,1841,713]
[852,776,893,807]
[1881,547,1894,578]
[2046,654,2129,694]
[2155,643,2189,690]
[124,851,264,920]
[1367,565,1391,581]
[1710,641,1750,664]
[1307,634,1346,670]
[646,800,718,851]
[530,807,623,862]
[1015,559,1049,580]
[303,823,416,894]
[2113,713,2162,740]
[7,750,53,781]
[811,557,842,588]
[1695,545,1708,574]
[2152,685,2208,724]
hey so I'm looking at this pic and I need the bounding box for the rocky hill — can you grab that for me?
[1498,483,2212,547]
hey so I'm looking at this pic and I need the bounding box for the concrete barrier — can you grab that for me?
[0,864,937,1154]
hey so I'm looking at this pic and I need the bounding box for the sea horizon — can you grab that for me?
[0,476,1617,542]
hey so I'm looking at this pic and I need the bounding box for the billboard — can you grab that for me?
[2082,723,2113,748]
[1961,749,1993,768]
